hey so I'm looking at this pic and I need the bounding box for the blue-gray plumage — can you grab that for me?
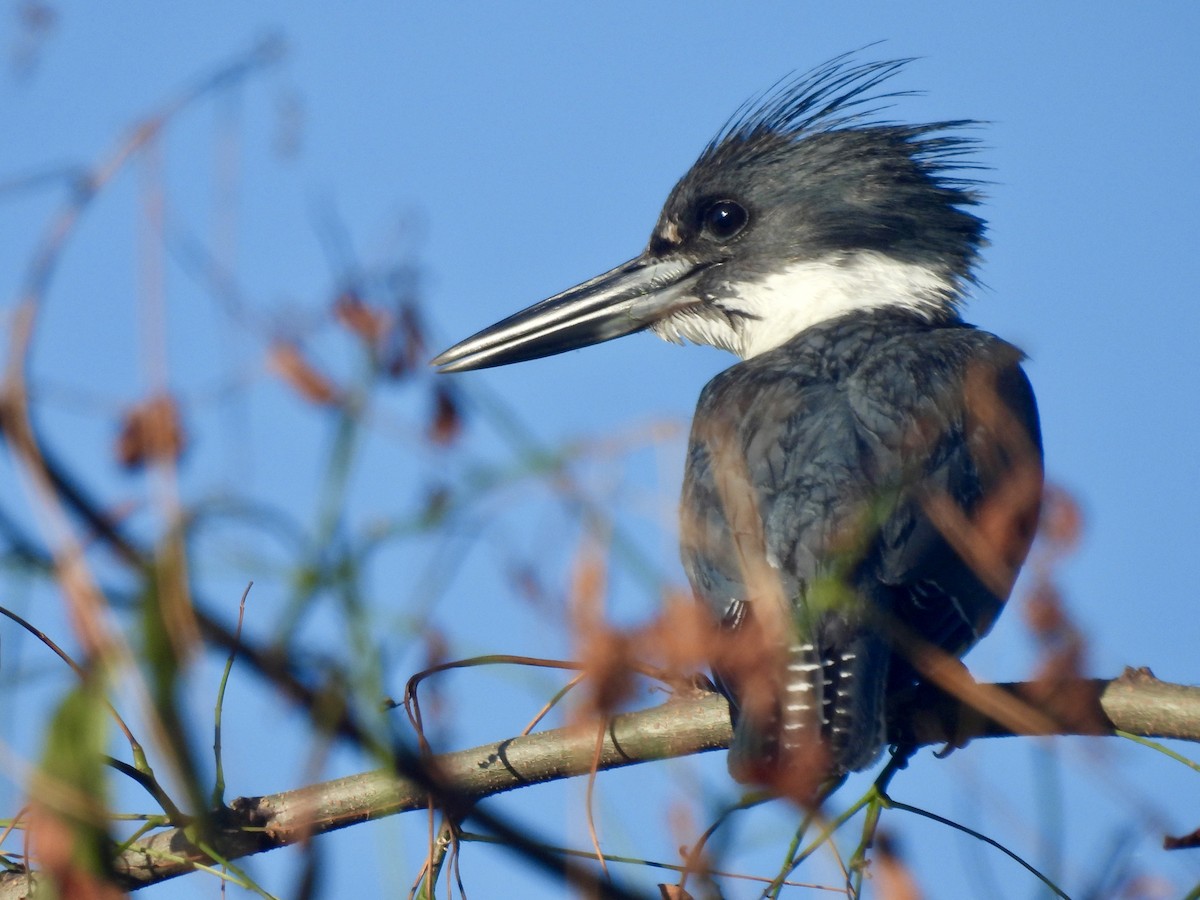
[681,308,1040,775]
[431,53,1043,781]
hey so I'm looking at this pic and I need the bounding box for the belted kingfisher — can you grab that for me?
[432,54,1043,782]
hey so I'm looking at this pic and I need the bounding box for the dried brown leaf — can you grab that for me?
[413,627,452,732]
[1039,484,1084,556]
[1020,581,1104,734]
[922,461,1042,602]
[569,535,639,718]
[761,741,832,806]
[658,885,695,900]
[1164,826,1200,851]
[426,383,462,446]
[267,341,340,406]
[26,804,125,900]
[1023,581,1067,638]
[634,591,718,679]
[114,394,186,470]
[873,832,922,900]
[1016,503,1104,733]
[575,626,635,719]
[333,288,389,347]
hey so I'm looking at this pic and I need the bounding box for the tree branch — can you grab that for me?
[0,668,1195,896]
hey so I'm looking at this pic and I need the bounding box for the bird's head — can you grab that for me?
[433,53,985,373]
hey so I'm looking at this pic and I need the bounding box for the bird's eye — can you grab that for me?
[701,200,748,241]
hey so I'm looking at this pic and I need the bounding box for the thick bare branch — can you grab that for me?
[0,669,1195,896]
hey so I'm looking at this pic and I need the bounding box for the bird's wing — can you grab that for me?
[848,328,1042,661]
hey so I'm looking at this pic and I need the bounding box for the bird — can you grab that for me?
[431,53,1043,785]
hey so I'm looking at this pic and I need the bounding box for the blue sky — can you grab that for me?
[3,3,1200,898]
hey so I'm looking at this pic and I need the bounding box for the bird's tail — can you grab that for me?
[728,629,889,781]
[814,630,890,773]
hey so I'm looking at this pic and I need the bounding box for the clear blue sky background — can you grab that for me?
[2,3,1200,898]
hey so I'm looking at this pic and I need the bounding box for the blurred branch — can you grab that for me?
[0,668,1193,896]
[5,34,283,355]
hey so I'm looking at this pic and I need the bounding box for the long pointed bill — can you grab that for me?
[431,255,710,373]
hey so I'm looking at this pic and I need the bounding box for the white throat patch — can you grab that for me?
[651,251,958,359]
